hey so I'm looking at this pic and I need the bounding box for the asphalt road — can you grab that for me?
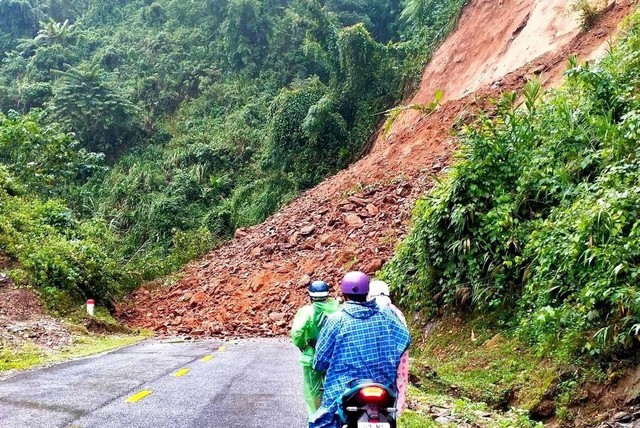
[0,338,307,428]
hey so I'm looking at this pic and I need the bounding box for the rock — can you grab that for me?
[319,234,336,245]
[234,228,248,239]
[348,196,367,206]
[299,225,316,236]
[288,232,299,245]
[614,412,633,423]
[190,292,208,307]
[396,185,408,197]
[434,416,456,424]
[339,203,356,212]
[344,214,364,229]
[269,312,286,322]
[365,204,379,216]
[0,273,7,284]
[298,274,311,288]
[363,258,384,274]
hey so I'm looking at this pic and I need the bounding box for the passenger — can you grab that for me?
[368,280,409,415]
[310,271,410,428]
[291,280,340,417]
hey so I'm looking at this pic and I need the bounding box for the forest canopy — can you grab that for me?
[0,0,466,309]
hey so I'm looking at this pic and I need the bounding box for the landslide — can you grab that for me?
[118,0,635,338]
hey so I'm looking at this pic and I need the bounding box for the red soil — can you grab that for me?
[118,0,635,338]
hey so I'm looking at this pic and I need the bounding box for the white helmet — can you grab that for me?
[368,280,390,298]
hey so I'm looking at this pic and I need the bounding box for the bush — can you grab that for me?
[0,191,133,309]
[383,13,640,357]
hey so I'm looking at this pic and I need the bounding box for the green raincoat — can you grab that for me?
[291,298,340,416]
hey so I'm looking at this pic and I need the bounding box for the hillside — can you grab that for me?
[120,0,633,338]
[0,0,472,314]
[1,0,638,425]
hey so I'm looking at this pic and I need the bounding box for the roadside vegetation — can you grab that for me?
[385,9,640,422]
[0,305,147,373]
[0,334,145,372]
[0,0,467,311]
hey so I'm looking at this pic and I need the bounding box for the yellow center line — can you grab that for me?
[201,355,214,362]
[125,390,152,403]
[217,346,226,352]
[172,368,191,377]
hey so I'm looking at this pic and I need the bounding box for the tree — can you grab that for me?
[49,63,140,155]
[220,0,270,71]
[33,18,73,46]
[0,0,38,35]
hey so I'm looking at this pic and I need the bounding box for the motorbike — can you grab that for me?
[336,381,397,428]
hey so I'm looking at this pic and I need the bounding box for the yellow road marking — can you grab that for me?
[125,390,152,403]
[172,368,191,377]
[218,346,226,352]
[201,355,213,362]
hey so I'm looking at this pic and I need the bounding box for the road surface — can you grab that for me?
[0,338,307,427]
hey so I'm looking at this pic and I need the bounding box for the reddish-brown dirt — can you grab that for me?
[0,256,72,349]
[118,0,635,338]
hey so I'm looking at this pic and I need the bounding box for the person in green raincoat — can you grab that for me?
[291,280,340,417]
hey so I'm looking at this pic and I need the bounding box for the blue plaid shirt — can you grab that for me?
[309,300,411,428]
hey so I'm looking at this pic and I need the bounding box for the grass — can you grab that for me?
[399,386,543,427]
[411,316,559,409]
[402,315,614,423]
[0,334,147,372]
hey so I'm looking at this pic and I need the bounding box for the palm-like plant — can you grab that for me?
[50,63,139,154]
[34,18,73,46]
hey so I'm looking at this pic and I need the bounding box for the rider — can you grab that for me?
[310,272,411,428]
[368,280,409,415]
[291,280,340,416]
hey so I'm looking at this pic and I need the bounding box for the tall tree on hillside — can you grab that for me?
[0,0,38,34]
[221,0,270,71]
[44,0,88,22]
[49,63,139,155]
[33,18,73,46]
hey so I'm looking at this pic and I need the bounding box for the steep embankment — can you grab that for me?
[119,0,634,337]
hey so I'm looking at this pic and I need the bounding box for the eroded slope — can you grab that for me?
[119,0,634,337]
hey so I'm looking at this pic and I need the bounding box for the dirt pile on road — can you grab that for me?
[118,0,634,338]
[0,259,72,350]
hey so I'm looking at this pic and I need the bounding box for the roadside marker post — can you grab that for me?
[86,299,95,316]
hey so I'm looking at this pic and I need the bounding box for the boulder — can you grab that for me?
[344,214,364,229]
[299,225,316,236]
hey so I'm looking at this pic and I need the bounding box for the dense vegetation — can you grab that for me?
[0,0,466,309]
[384,12,640,358]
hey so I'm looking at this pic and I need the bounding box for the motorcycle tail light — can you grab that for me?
[359,386,386,399]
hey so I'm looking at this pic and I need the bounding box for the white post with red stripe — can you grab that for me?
[87,299,95,316]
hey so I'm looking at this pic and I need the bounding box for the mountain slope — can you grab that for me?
[119,0,635,337]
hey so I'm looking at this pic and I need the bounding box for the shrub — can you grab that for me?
[383,13,640,357]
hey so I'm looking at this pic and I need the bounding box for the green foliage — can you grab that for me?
[0,178,134,311]
[50,63,140,155]
[0,110,104,196]
[0,0,468,306]
[384,12,640,357]
[570,0,606,30]
[382,89,443,137]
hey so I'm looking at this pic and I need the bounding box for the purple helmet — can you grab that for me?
[341,271,370,295]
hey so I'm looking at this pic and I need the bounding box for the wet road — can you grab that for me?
[0,338,307,428]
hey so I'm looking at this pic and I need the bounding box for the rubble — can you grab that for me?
[117,173,441,338]
[116,0,633,339]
